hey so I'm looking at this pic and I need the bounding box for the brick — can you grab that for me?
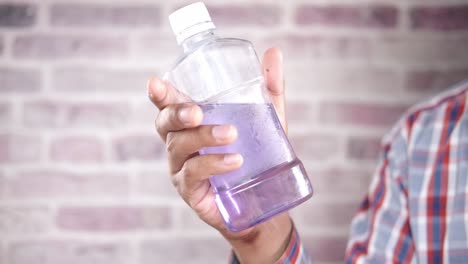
[0,4,36,27]
[287,66,400,95]
[0,206,51,234]
[136,170,178,198]
[0,171,4,198]
[405,69,468,93]
[4,170,129,199]
[131,101,159,126]
[56,206,170,232]
[0,36,4,55]
[52,66,152,93]
[177,206,215,232]
[0,244,3,264]
[23,101,131,128]
[308,168,373,200]
[141,238,230,264]
[290,133,341,161]
[320,101,407,127]
[206,4,282,27]
[373,35,468,66]
[260,35,371,62]
[302,235,347,262]
[296,5,398,28]
[298,200,358,227]
[112,134,165,161]
[0,103,11,127]
[285,101,317,123]
[13,34,128,60]
[347,136,382,161]
[23,101,58,128]
[0,67,41,93]
[50,136,104,162]
[64,103,129,128]
[410,5,468,31]
[133,34,180,64]
[0,133,41,163]
[51,4,160,27]
[8,241,130,264]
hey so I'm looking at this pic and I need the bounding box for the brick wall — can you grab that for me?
[1,0,467,263]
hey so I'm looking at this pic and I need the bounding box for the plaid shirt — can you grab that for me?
[232,80,468,263]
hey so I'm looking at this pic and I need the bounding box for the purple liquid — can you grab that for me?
[199,103,312,231]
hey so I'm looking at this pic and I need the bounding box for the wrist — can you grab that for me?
[225,213,293,264]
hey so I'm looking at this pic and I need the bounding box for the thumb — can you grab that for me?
[147,77,189,110]
[262,48,287,132]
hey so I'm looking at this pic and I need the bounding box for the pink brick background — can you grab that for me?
[1,0,468,263]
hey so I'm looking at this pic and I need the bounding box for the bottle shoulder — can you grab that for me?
[168,38,254,73]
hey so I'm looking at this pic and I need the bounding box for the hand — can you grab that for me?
[148,48,292,264]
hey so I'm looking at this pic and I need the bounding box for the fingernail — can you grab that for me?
[212,125,235,140]
[224,153,243,165]
[153,78,163,91]
[149,78,164,101]
[178,106,193,124]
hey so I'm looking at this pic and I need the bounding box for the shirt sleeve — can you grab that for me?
[230,227,312,264]
[344,127,416,263]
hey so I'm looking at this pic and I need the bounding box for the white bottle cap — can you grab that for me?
[169,2,216,44]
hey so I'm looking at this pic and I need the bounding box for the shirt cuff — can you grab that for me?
[275,227,303,263]
[230,225,309,264]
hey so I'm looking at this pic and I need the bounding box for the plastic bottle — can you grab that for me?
[165,2,313,232]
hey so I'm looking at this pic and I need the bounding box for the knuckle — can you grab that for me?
[171,173,182,192]
[154,115,160,130]
[174,163,195,202]
[192,126,213,148]
[187,130,204,151]
[165,132,177,154]
[179,160,194,180]
[156,106,178,133]
[200,126,213,142]
[154,114,165,137]
[169,105,181,122]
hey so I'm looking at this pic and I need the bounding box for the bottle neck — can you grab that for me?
[180,30,218,53]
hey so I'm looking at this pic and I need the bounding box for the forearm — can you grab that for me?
[226,213,293,264]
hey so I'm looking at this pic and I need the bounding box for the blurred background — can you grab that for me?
[1,0,468,263]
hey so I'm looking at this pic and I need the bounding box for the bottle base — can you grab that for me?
[214,159,313,232]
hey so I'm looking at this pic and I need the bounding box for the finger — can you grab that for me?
[155,103,203,141]
[174,153,243,196]
[147,77,188,110]
[167,125,238,173]
[262,48,287,130]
